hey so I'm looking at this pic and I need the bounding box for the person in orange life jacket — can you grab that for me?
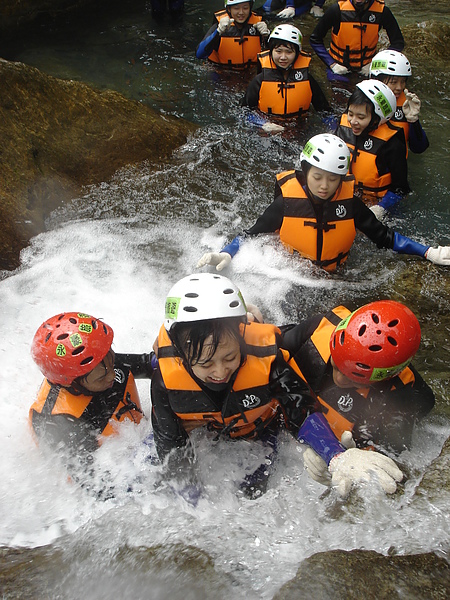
[335,79,410,219]
[309,0,404,83]
[196,0,270,68]
[260,0,325,19]
[241,24,330,132]
[29,312,157,465]
[369,50,429,155]
[151,272,404,497]
[197,133,450,273]
[280,301,435,487]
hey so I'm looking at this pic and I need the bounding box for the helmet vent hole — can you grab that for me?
[339,331,345,345]
[183,306,198,313]
[185,293,199,298]
[69,318,77,324]
[387,336,398,346]
[80,356,94,365]
[352,371,366,378]
[229,301,239,308]
[371,313,380,324]
[45,333,52,343]
[92,320,98,330]
[358,325,366,336]
[388,319,399,327]
[223,288,234,295]
[57,333,69,340]
[368,344,382,352]
[102,324,108,335]
[72,346,86,356]
[356,362,371,371]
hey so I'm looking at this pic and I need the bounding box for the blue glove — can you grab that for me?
[393,232,428,257]
[297,412,346,465]
[378,190,402,210]
[322,114,338,132]
[326,68,350,83]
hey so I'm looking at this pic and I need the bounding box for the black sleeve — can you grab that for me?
[353,197,395,249]
[309,73,331,112]
[118,352,155,379]
[241,73,264,108]
[309,4,341,45]
[150,368,189,460]
[381,7,405,51]
[375,130,410,195]
[244,191,285,235]
[279,314,324,357]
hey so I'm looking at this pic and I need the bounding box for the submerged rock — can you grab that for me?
[274,549,450,600]
[0,58,196,270]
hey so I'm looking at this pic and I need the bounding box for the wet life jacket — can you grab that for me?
[337,113,400,203]
[392,91,409,156]
[209,10,263,67]
[277,170,357,271]
[30,367,143,447]
[157,322,285,439]
[257,50,313,116]
[330,0,385,70]
[287,305,417,444]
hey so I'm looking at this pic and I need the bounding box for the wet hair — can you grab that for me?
[346,87,380,133]
[169,317,247,369]
[374,73,408,87]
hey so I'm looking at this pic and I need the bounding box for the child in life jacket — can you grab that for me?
[197,133,450,273]
[335,79,410,217]
[280,300,435,477]
[196,0,270,69]
[241,24,330,131]
[370,49,429,155]
[151,272,404,497]
[260,0,325,19]
[29,312,156,468]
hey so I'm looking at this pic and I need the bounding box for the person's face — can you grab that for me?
[229,3,251,24]
[80,349,116,393]
[330,357,357,388]
[383,76,407,99]
[272,44,296,70]
[347,103,372,136]
[306,166,341,201]
[190,333,241,385]
[352,0,370,10]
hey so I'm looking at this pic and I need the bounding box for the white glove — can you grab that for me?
[359,63,372,76]
[425,246,450,266]
[303,430,355,486]
[262,122,285,133]
[246,303,264,324]
[217,16,232,35]
[255,21,270,37]
[369,203,387,220]
[331,63,350,75]
[310,5,324,17]
[328,448,403,497]
[277,7,295,19]
[197,251,232,271]
[402,89,421,123]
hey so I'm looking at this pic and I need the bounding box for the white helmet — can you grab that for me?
[225,0,253,7]
[268,24,302,50]
[300,134,350,175]
[164,273,247,331]
[370,50,411,78]
[356,79,396,124]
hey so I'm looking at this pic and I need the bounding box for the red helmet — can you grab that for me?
[31,312,114,385]
[330,301,421,384]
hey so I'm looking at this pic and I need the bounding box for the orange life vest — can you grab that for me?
[29,371,143,445]
[330,0,385,70]
[286,305,417,442]
[256,50,313,116]
[157,322,287,439]
[209,10,263,67]
[337,112,400,203]
[277,170,357,271]
[392,91,409,157]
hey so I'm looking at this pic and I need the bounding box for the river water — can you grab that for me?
[0,1,449,597]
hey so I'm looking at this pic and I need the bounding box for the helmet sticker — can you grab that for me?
[165,296,180,321]
[238,291,247,311]
[69,333,83,348]
[369,357,411,382]
[371,59,388,71]
[374,91,391,118]
[302,140,316,158]
[55,343,66,357]
[77,313,91,318]
[78,323,93,334]
[335,310,356,332]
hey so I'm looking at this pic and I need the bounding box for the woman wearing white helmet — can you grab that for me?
[241,24,329,123]
[370,50,429,155]
[196,0,270,69]
[335,79,409,215]
[197,132,450,271]
[151,272,405,498]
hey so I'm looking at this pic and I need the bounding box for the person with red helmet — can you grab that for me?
[280,301,435,486]
[29,312,156,464]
